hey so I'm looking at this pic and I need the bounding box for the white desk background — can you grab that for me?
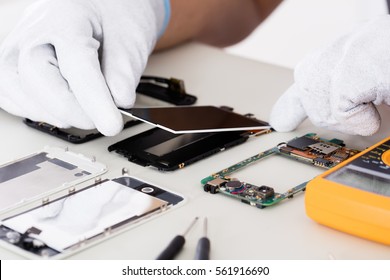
[0,43,389,259]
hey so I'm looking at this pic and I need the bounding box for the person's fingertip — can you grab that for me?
[94,111,124,136]
[114,91,136,109]
[269,84,307,132]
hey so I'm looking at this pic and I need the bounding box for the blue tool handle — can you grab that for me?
[194,237,210,260]
[156,235,185,260]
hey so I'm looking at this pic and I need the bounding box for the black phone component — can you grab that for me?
[121,106,270,134]
[23,118,141,144]
[137,76,197,105]
[109,108,272,171]
[108,128,263,171]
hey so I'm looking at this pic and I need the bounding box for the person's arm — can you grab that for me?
[156,0,282,50]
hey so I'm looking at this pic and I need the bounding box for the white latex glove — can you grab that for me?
[0,0,170,136]
[270,16,390,136]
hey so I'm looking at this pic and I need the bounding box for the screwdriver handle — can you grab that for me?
[194,237,210,260]
[156,235,185,260]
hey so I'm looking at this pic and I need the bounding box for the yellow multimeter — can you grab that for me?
[305,137,390,245]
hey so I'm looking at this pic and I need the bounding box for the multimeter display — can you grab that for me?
[326,140,390,197]
[306,137,390,245]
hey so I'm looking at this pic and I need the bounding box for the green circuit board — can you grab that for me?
[201,133,361,208]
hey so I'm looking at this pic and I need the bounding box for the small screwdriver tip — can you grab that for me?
[183,217,199,236]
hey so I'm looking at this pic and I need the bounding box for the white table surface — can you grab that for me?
[0,43,389,260]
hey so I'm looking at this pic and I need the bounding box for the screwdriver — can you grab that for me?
[156,217,199,260]
[194,217,210,260]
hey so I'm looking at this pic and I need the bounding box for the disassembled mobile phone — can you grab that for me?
[108,109,272,171]
[0,176,184,259]
[201,134,361,208]
[306,136,390,245]
[23,76,196,144]
[120,106,271,134]
[0,147,107,213]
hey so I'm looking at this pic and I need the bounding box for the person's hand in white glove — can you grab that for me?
[270,16,390,136]
[0,0,170,136]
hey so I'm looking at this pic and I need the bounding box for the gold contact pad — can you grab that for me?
[290,149,317,159]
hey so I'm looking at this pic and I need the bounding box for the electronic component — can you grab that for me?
[306,137,390,245]
[23,117,141,144]
[137,76,197,106]
[287,136,318,150]
[309,142,338,155]
[0,176,184,258]
[201,134,360,209]
[0,148,184,258]
[0,147,107,213]
[109,129,252,171]
[278,135,358,168]
[109,109,272,171]
[120,106,270,134]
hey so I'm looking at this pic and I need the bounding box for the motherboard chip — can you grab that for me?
[207,178,227,187]
[309,142,338,155]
